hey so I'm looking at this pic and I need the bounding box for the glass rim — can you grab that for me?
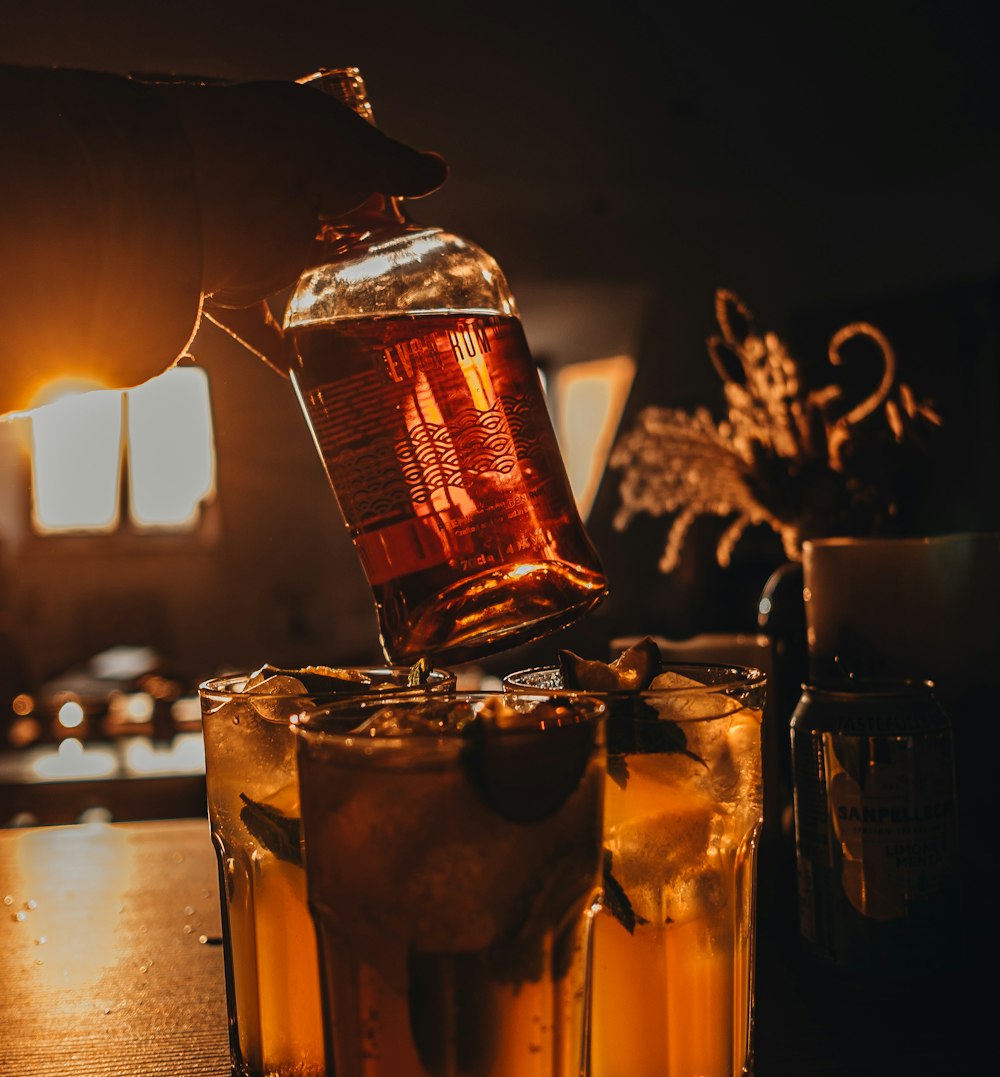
[198,665,456,702]
[503,661,767,698]
[800,676,937,700]
[292,689,607,744]
[803,530,1000,551]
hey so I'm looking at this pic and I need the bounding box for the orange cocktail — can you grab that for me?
[293,692,606,1077]
[507,662,765,1077]
[200,665,453,1077]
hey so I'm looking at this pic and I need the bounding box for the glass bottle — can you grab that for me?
[284,68,608,665]
[789,679,964,984]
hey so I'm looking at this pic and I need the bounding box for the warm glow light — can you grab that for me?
[553,355,636,519]
[123,733,206,775]
[170,696,202,726]
[7,716,41,748]
[13,823,130,995]
[29,385,123,532]
[32,738,117,779]
[127,367,215,528]
[57,700,85,729]
[124,693,154,722]
[12,693,34,716]
[25,367,216,534]
[508,562,544,580]
[108,691,155,725]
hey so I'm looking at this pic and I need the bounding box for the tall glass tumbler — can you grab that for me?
[292,691,607,1077]
[505,664,766,1077]
[200,666,455,1077]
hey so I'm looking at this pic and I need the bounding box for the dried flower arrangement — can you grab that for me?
[610,289,942,572]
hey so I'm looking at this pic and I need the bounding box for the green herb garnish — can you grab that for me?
[408,950,498,1077]
[239,792,302,867]
[460,700,596,825]
[558,639,703,788]
[249,663,372,695]
[606,754,630,790]
[407,656,431,686]
[601,850,648,935]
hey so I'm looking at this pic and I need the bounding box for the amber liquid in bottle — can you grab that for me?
[289,311,607,664]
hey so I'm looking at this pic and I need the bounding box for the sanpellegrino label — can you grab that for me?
[824,731,957,920]
[791,684,963,978]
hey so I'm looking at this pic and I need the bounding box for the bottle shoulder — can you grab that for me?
[286,226,518,328]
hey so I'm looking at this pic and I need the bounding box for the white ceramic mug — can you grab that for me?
[801,532,1000,964]
[801,532,1000,689]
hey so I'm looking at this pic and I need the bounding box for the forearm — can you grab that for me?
[0,64,204,415]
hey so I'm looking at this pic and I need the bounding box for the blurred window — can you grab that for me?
[548,355,635,520]
[26,367,216,534]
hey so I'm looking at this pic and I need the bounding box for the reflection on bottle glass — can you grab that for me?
[291,312,606,662]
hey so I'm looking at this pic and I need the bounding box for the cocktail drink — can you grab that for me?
[292,691,606,1077]
[506,655,765,1077]
[200,664,455,1077]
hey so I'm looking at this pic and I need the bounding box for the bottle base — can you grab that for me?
[379,560,607,665]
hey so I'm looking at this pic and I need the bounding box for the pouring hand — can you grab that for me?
[156,77,447,307]
[0,65,446,416]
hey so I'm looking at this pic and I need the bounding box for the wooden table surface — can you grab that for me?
[0,818,976,1077]
[0,819,228,1077]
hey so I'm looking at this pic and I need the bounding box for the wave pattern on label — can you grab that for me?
[335,439,414,520]
[336,397,544,522]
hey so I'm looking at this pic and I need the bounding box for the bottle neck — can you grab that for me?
[316,193,409,255]
[297,66,373,121]
[298,66,412,249]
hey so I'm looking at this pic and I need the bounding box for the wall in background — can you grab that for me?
[3,327,381,689]
[0,2,997,687]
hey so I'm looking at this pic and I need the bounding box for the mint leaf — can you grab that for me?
[251,663,372,694]
[487,838,595,986]
[606,698,702,770]
[557,640,705,793]
[629,714,698,759]
[601,850,648,935]
[460,706,596,824]
[606,753,630,791]
[239,793,302,867]
[408,951,498,1077]
[407,656,431,686]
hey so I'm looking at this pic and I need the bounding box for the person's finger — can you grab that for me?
[159,78,448,303]
[370,144,448,200]
[246,80,448,209]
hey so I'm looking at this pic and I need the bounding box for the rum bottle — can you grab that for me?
[284,68,607,665]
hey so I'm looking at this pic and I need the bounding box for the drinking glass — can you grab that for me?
[505,664,766,1077]
[199,666,454,1077]
[292,690,607,1077]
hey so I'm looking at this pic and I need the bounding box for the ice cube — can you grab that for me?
[234,663,383,722]
[305,764,529,990]
[606,798,726,927]
[356,699,479,737]
[648,671,744,723]
[224,671,311,723]
[660,854,728,926]
[649,671,706,691]
[682,705,762,809]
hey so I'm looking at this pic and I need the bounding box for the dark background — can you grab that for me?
[1,0,997,681]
